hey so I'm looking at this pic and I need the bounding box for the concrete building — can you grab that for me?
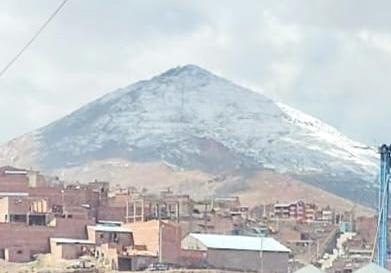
[125,192,192,223]
[181,233,290,273]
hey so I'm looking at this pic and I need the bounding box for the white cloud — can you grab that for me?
[0,0,390,145]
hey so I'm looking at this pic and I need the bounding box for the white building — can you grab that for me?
[182,233,290,273]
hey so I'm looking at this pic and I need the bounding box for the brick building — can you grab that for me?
[125,220,182,264]
[274,201,318,222]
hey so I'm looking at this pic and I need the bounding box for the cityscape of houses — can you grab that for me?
[0,165,385,273]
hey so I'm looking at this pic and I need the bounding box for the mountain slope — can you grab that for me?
[0,65,378,206]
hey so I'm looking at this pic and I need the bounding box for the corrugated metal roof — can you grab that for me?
[294,265,325,273]
[50,238,95,245]
[188,233,290,253]
[88,225,132,233]
[354,263,391,273]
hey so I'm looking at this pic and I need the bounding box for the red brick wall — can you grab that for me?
[28,187,62,207]
[0,218,94,257]
[97,206,126,222]
[180,250,206,268]
[161,222,181,264]
[54,218,94,239]
[0,223,54,254]
[126,220,181,264]
[8,197,33,214]
[29,187,100,209]
[0,175,29,192]
[5,246,31,262]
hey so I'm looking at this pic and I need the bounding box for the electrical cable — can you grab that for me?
[0,0,69,79]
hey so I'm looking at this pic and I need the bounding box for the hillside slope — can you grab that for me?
[0,65,378,206]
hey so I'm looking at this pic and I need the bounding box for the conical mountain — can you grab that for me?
[0,65,378,206]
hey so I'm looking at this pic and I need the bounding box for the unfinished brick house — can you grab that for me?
[97,188,193,224]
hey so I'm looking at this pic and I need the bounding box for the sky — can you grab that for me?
[0,0,390,145]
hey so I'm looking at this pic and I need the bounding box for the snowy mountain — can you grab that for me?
[0,65,379,206]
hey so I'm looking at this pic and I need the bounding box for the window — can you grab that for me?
[17,250,23,254]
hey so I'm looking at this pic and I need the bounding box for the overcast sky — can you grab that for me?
[0,0,390,145]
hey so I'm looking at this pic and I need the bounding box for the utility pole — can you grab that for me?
[316,239,319,260]
[126,200,129,223]
[377,144,390,268]
[158,221,163,263]
[260,237,264,273]
[61,189,65,215]
[203,202,208,233]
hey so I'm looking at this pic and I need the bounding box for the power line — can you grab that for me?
[0,0,69,79]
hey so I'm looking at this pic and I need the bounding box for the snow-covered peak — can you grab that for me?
[277,102,377,171]
[0,64,379,206]
[159,64,213,78]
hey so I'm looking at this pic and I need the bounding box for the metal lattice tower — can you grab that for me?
[377,144,391,267]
